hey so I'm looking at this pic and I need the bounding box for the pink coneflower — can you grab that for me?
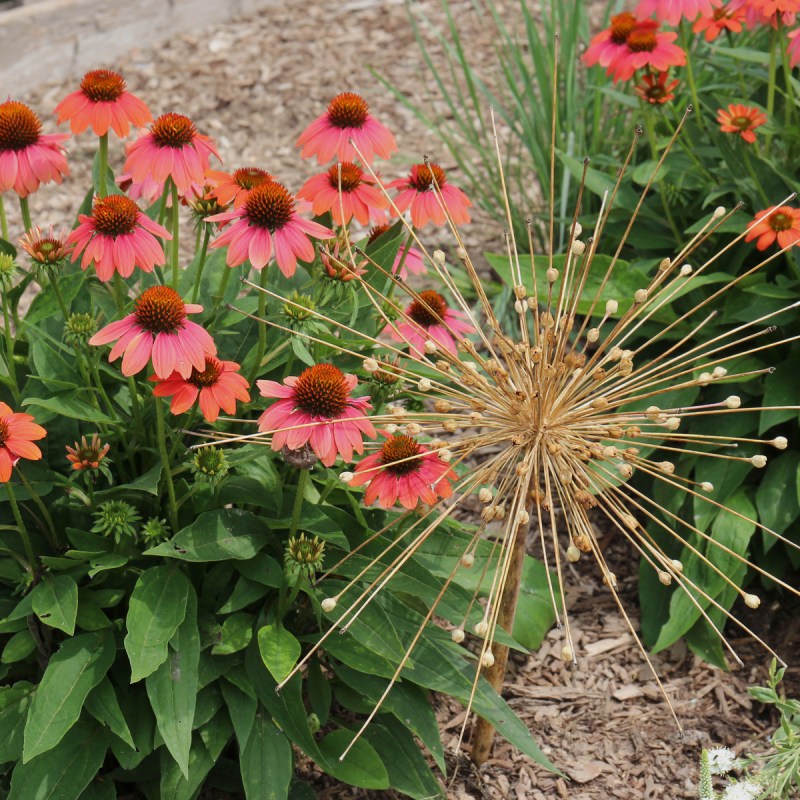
[609,22,687,83]
[89,285,216,379]
[297,161,388,225]
[256,363,375,466]
[0,100,69,198]
[296,92,397,166]
[206,167,274,208]
[151,356,250,422]
[729,0,800,25]
[634,0,717,24]
[123,112,220,193]
[207,181,333,277]
[348,434,456,510]
[388,163,471,229]
[745,206,800,250]
[0,402,46,483]
[716,103,767,143]
[583,13,639,70]
[635,70,680,104]
[66,194,171,282]
[385,290,475,358]
[788,27,800,66]
[54,69,152,138]
[367,224,427,280]
[693,2,747,39]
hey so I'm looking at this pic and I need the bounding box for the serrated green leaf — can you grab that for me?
[23,632,114,762]
[144,509,268,562]
[31,574,79,635]
[124,566,190,682]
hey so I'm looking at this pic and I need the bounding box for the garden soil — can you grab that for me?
[14,0,800,797]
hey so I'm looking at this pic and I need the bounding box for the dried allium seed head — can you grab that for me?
[474,619,489,637]
[750,455,767,468]
[724,395,741,409]
[451,628,465,643]
[571,239,586,255]
[566,545,581,562]
[744,593,760,609]
[772,436,788,450]
[321,597,337,612]
[481,651,495,668]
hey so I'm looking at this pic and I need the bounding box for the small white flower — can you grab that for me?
[721,780,761,800]
[707,747,738,775]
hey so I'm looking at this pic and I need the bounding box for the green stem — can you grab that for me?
[643,109,683,247]
[5,482,35,571]
[113,273,128,315]
[247,268,269,384]
[766,28,779,156]
[16,468,58,549]
[679,22,703,130]
[209,266,233,329]
[778,22,796,130]
[388,231,415,300]
[190,225,212,303]
[742,146,773,207]
[168,407,197,463]
[1,286,20,403]
[19,197,32,232]
[0,195,8,240]
[170,180,180,290]
[49,274,69,319]
[128,376,144,434]
[289,469,309,539]
[155,397,179,531]
[97,134,109,197]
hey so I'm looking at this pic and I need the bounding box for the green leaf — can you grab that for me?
[10,719,107,800]
[22,395,114,425]
[2,629,36,663]
[212,612,254,655]
[760,366,800,433]
[240,711,293,800]
[23,631,114,762]
[258,624,301,684]
[145,584,199,778]
[158,733,214,800]
[221,680,257,752]
[122,462,163,495]
[84,677,135,749]
[756,451,800,552]
[124,566,190,682]
[78,781,116,800]
[31,574,79,635]
[317,730,389,790]
[0,684,32,762]
[143,509,268,562]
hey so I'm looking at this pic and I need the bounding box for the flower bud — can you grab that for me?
[321,597,337,613]
[481,651,495,668]
[750,455,767,468]
[451,628,465,643]
[772,436,788,450]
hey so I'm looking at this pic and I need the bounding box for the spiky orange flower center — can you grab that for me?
[730,115,756,130]
[610,12,637,44]
[367,223,390,245]
[293,364,350,417]
[379,435,422,475]
[92,195,140,236]
[0,418,9,448]
[409,290,448,328]
[327,92,369,129]
[0,101,42,151]
[626,29,657,52]
[233,167,272,190]
[768,211,794,232]
[133,286,186,333]
[409,163,447,192]
[244,181,295,230]
[326,162,364,192]
[21,229,70,264]
[151,112,197,148]
[189,357,223,387]
[80,69,126,102]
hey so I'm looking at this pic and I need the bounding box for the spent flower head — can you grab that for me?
[19,226,73,269]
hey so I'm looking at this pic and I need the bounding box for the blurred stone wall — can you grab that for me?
[0,0,279,92]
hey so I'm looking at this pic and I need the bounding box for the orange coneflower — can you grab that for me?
[717,103,767,143]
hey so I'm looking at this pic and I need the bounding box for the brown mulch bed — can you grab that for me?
[10,0,799,797]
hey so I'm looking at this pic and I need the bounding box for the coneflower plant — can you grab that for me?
[199,102,800,766]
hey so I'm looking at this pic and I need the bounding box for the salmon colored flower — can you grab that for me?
[693,2,746,39]
[257,364,375,466]
[123,112,220,193]
[19,225,73,266]
[0,100,69,197]
[729,0,800,25]
[66,434,110,471]
[385,290,475,359]
[296,92,397,166]
[583,13,639,70]
[368,224,427,280]
[66,194,171,282]
[635,70,680,104]
[206,181,333,277]
[388,163,471,229]
[745,206,800,250]
[716,104,767,143]
[89,285,216,378]
[634,0,717,24]
[206,167,274,208]
[151,356,250,422]
[789,28,800,67]
[297,161,389,225]
[349,434,456,510]
[0,403,46,482]
[55,69,152,138]
[609,21,686,83]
